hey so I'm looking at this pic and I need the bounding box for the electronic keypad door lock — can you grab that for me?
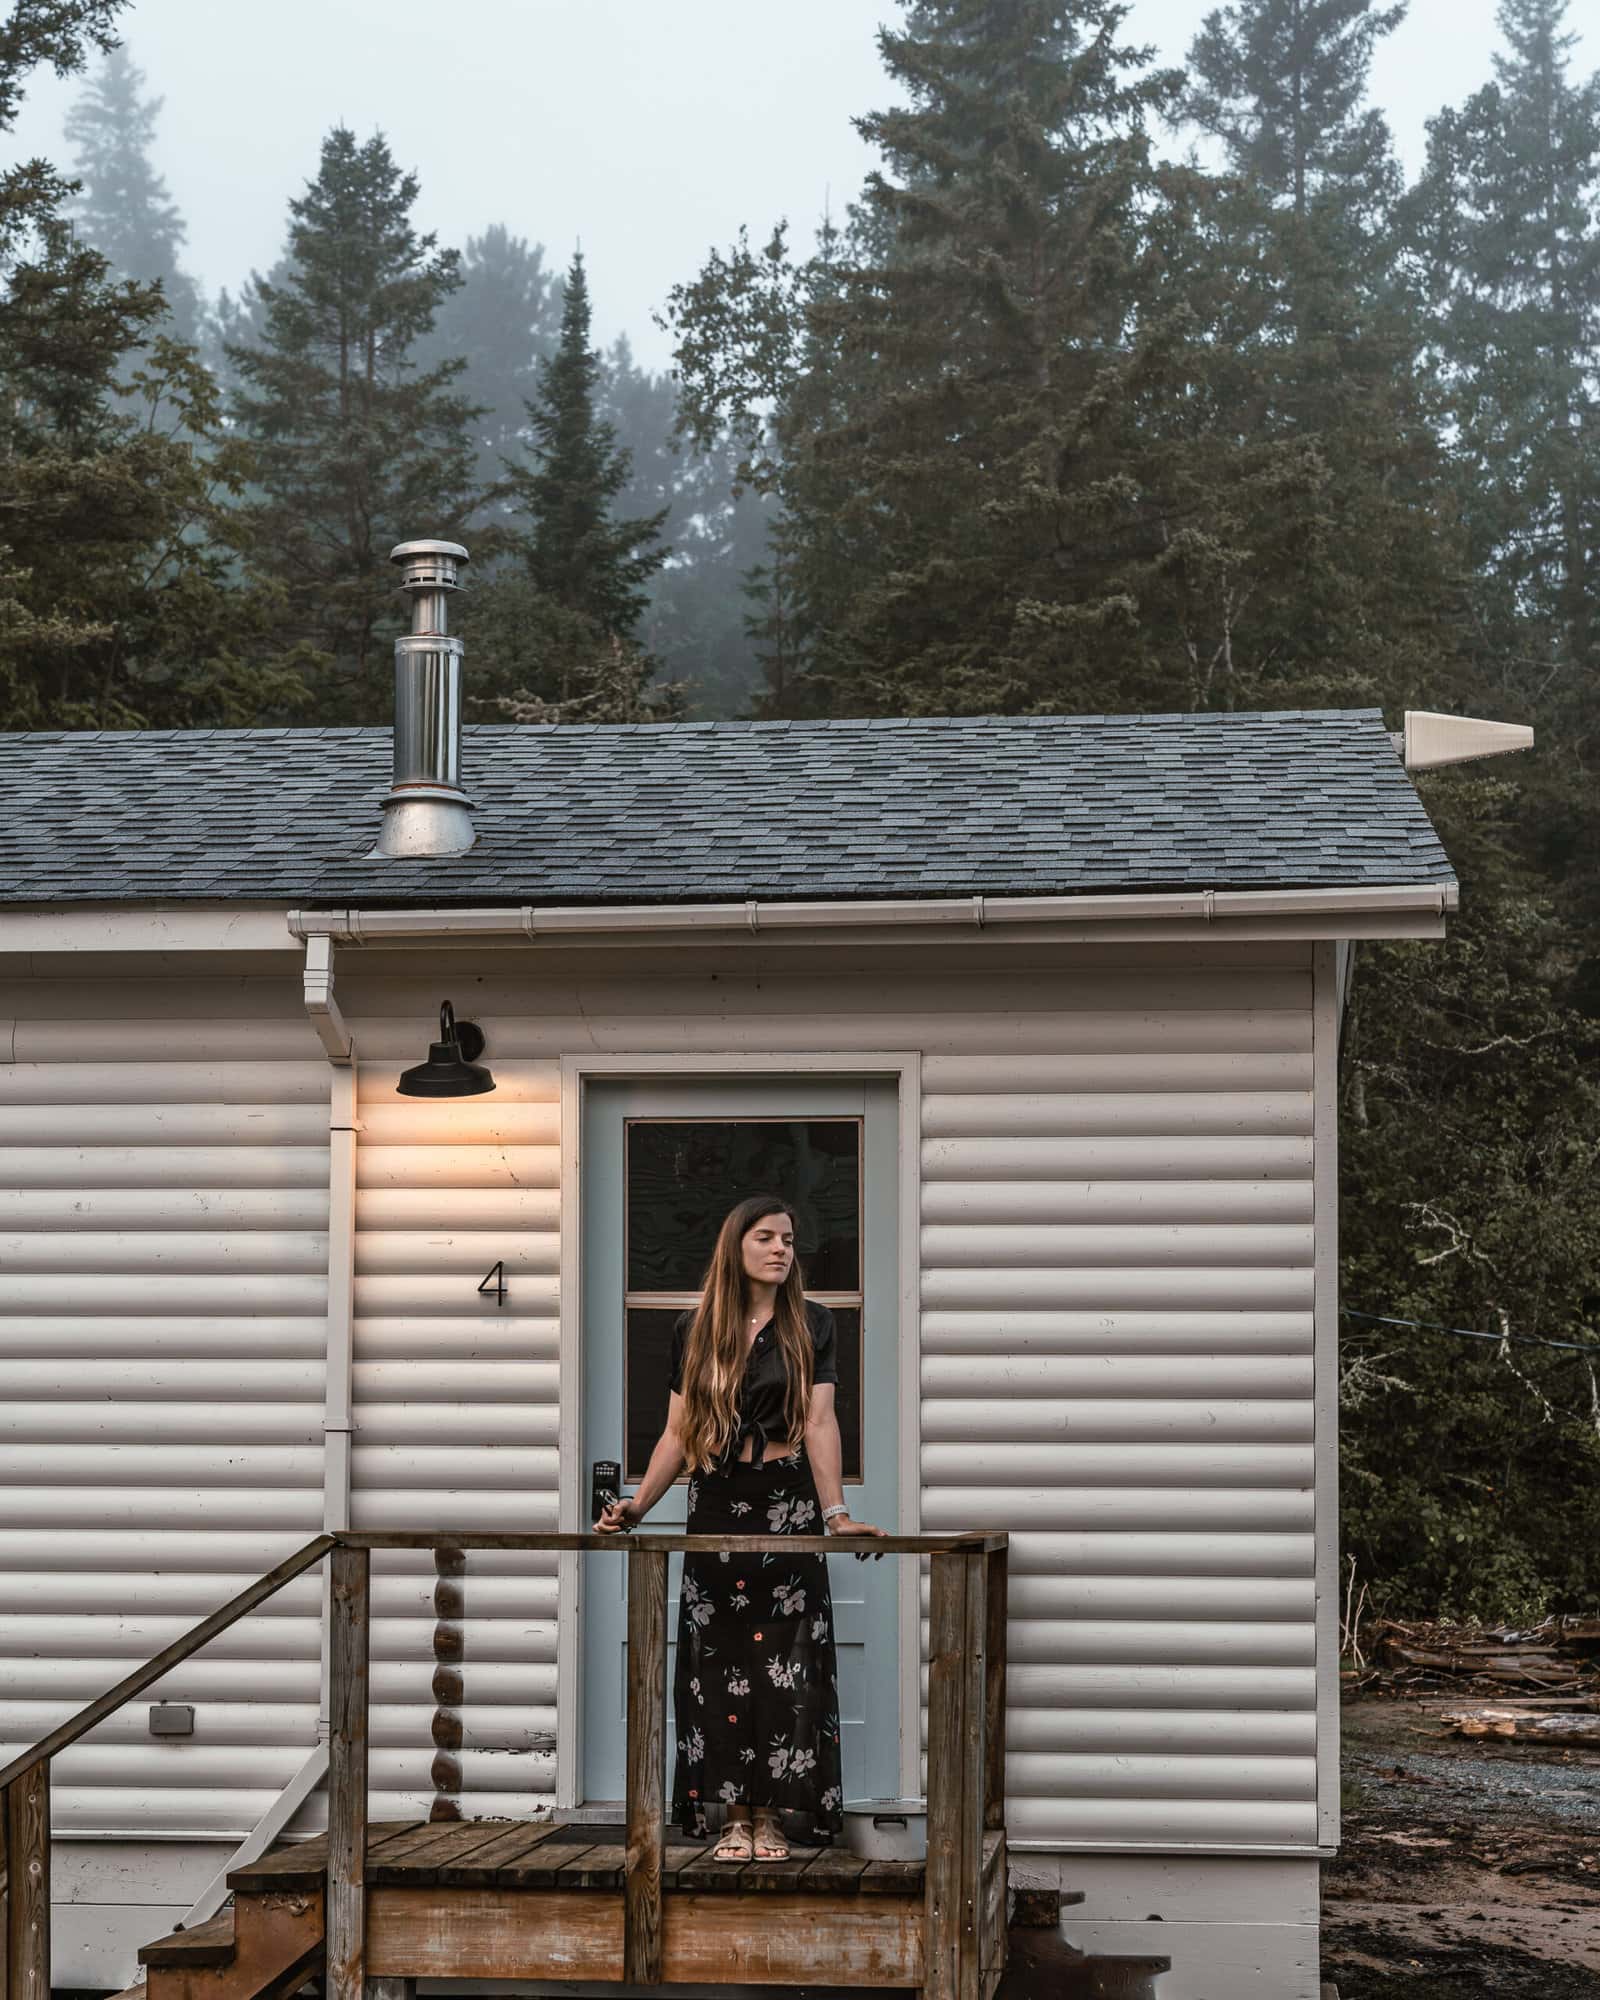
[591,1459,622,1528]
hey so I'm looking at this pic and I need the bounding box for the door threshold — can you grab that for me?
[565,1803,627,1824]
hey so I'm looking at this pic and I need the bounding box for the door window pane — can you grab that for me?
[622,1117,864,1483]
[625,1119,860,1292]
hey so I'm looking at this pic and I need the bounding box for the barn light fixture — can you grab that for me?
[397,1001,495,1097]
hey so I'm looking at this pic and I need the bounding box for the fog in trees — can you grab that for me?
[4,0,1599,1616]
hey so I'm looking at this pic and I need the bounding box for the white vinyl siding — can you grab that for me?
[918,1005,1317,1848]
[0,1011,328,1835]
[348,1058,560,1821]
[1,941,1322,1852]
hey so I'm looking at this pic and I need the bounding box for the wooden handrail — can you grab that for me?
[0,1526,1009,2000]
[0,1533,336,1792]
[0,1527,996,1789]
[340,1530,1008,1553]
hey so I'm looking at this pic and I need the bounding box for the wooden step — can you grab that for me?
[139,1889,324,2000]
[140,1909,234,1968]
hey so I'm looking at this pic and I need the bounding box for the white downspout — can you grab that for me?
[173,938,354,1924]
[304,934,358,1748]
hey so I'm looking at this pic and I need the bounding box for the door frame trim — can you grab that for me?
[555,1050,924,1809]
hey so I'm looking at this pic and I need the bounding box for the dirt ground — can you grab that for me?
[1323,1687,1600,1997]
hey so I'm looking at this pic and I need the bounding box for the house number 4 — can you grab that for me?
[478,1261,508,1308]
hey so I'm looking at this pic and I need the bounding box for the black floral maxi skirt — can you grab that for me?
[669,1443,844,1843]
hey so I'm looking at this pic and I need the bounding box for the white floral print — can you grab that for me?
[672,1450,843,1842]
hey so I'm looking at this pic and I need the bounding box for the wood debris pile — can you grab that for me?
[1369,1614,1600,1691]
[1360,1615,1600,1742]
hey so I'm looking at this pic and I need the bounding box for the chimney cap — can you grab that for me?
[390,538,469,565]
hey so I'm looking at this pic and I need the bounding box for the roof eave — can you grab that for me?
[0,880,1457,955]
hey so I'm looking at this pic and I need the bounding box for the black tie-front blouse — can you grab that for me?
[669,1299,838,1471]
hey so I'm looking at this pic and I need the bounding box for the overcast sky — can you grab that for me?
[7,0,1591,373]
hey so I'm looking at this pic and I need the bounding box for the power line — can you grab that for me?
[1341,1307,1600,1357]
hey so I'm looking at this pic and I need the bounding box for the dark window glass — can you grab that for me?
[829,1307,862,1482]
[625,1119,860,1293]
[625,1303,863,1483]
[626,1307,682,1480]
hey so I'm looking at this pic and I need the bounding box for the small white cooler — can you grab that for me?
[840,1797,928,1861]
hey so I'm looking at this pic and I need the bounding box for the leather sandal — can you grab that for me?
[713,1820,754,1861]
[751,1817,789,1860]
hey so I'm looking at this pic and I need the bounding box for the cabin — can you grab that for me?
[0,542,1532,1998]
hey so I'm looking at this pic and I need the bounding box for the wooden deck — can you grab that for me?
[137,1814,1010,1993]
[3,1528,1010,1999]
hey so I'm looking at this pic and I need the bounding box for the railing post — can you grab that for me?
[623,1542,668,1985]
[958,1552,987,2000]
[983,1541,1008,1831]
[4,1761,50,2000]
[924,1551,964,2000]
[327,1542,370,2000]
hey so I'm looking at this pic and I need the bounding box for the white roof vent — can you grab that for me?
[1401,711,1535,772]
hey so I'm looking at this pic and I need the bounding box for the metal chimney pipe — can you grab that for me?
[369,539,475,859]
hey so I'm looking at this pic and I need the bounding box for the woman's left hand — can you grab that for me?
[826,1515,889,1560]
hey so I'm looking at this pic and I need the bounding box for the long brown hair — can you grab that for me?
[676,1193,814,1474]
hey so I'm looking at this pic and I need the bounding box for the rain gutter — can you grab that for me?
[287,881,1455,943]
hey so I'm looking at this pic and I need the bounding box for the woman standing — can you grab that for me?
[595,1193,886,1860]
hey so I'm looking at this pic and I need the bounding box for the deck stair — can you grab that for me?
[5,1525,1158,1999]
[135,1821,1171,2000]
[136,1814,991,1992]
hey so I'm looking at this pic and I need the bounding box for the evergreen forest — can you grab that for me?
[3,0,1598,1621]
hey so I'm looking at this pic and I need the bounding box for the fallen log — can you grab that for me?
[1443,1709,1600,1744]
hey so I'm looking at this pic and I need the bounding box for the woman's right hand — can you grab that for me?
[595,1497,639,1534]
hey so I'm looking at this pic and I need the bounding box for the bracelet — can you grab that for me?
[821,1503,848,1523]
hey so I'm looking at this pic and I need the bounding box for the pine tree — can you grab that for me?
[64,43,203,343]
[670,2,1341,715]
[226,126,484,718]
[1177,0,1471,715]
[460,256,671,721]
[0,2,305,728]
[414,223,560,504]
[1,3,123,284]
[502,250,667,636]
[1412,0,1600,693]
[1186,0,1404,219]
[663,220,824,710]
[595,332,767,718]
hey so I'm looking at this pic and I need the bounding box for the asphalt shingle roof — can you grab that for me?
[0,711,1455,907]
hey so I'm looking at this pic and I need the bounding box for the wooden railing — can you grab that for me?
[0,1528,1008,2000]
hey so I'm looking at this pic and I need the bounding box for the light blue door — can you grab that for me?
[580,1077,900,1810]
